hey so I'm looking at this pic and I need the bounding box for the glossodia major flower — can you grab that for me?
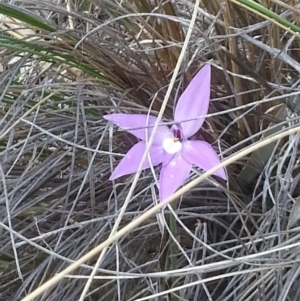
[104,64,227,201]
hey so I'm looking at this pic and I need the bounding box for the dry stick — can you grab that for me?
[78,1,201,299]
[21,123,300,301]
[66,0,75,30]
[224,0,245,138]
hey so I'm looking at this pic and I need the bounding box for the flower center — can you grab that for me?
[162,125,184,154]
[173,128,181,141]
[162,138,182,154]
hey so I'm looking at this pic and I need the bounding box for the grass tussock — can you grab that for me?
[1,0,300,300]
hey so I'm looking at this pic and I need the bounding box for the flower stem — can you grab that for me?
[169,199,178,297]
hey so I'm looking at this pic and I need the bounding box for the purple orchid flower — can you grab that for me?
[104,64,227,201]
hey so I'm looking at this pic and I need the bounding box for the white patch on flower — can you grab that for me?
[162,138,182,154]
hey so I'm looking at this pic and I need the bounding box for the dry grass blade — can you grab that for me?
[1,0,300,301]
[20,122,300,301]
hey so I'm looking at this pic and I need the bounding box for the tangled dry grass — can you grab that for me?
[1,0,300,300]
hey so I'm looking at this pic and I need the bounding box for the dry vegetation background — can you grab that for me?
[1,0,300,300]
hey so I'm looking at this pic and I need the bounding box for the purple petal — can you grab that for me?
[104,114,171,145]
[174,65,211,138]
[159,154,192,201]
[181,140,227,180]
[109,141,163,180]
[162,151,175,167]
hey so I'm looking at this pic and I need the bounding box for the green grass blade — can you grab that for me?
[235,0,300,34]
[0,3,56,32]
[0,35,111,83]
